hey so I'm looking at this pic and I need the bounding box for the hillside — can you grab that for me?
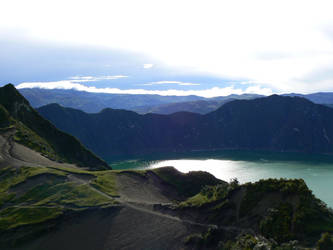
[0,163,332,249]
[0,84,108,170]
[38,95,333,159]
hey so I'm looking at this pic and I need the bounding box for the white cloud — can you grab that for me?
[143,64,153,69]
[69,75,127,82]
[143,81,200,86]
[16,81,272,98]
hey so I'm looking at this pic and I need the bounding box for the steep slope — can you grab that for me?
[202,94,333,152]
[1,164,331,249]
[38,95,333,159]
[0,84,108,170]
[38,103,202,158]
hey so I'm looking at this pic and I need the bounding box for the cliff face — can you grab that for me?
[0,84,109,170]
[38,95,333,159]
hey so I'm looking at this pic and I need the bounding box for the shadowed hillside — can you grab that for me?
[38,95,333,159]
[0,84,108,170]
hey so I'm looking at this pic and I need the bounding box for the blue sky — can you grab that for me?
[1,34,271,97]
[1,0,333,97]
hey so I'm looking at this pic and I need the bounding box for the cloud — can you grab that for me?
[143,64,153,69]
[4,1,333,93]
[69,75,128,82]
[143,81,200,86]
[16,81,272,98]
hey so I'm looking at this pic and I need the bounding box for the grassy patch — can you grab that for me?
[17,182,113,207]
[179,184,229,207]
[153,167,223,197]
[14,121,59,161]
[0,166,66,193]
[0,192,15,207]
[0,207,63,231]
[91,171,118,197]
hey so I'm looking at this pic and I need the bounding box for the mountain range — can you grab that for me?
[38,94,333,160]
[18,88,263,114]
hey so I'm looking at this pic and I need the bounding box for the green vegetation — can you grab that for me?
[0,207,63,230]
[14,181,113,207]
[259,203,294,243]
[91,171,118,197]
[240,178,309,217]
[239,178,333,244]
[0,164,118,248]
[153,167,222,197]
[0,192,15,207]
[14,121,59,161]
[185,228,223,249]
[221,234,259,250]
[179,183,229,207]
[317,232,333,250]
[0,105,10,128]
[35,183,112,207]
[0,166,65,193]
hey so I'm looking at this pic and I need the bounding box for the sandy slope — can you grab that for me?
[14,171,209,250]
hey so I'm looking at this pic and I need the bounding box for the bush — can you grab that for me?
[317,232,333,250]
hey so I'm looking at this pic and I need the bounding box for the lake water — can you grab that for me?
[109,152,333,208]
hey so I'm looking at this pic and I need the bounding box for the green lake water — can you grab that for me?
[109,151,333,208]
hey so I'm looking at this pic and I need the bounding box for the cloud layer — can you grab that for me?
[69,75,128,82]
[16,81,272,98]
[142,81,200,86]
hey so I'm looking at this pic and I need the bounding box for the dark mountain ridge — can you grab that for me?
[284,92,333,104]
[38,94,333,160]
[0,84,108,170]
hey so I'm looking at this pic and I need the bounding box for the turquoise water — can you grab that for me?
[109,153,333,208]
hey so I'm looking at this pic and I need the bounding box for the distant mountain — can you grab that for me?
[133,99,232,114]
[0,84,108,170]
[285,92,333,104]
[19,88,262,114]
[19,88,205,113]
[38,95,333,160]
[134,94,262,114]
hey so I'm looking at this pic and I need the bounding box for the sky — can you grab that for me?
[1,0,333,97]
